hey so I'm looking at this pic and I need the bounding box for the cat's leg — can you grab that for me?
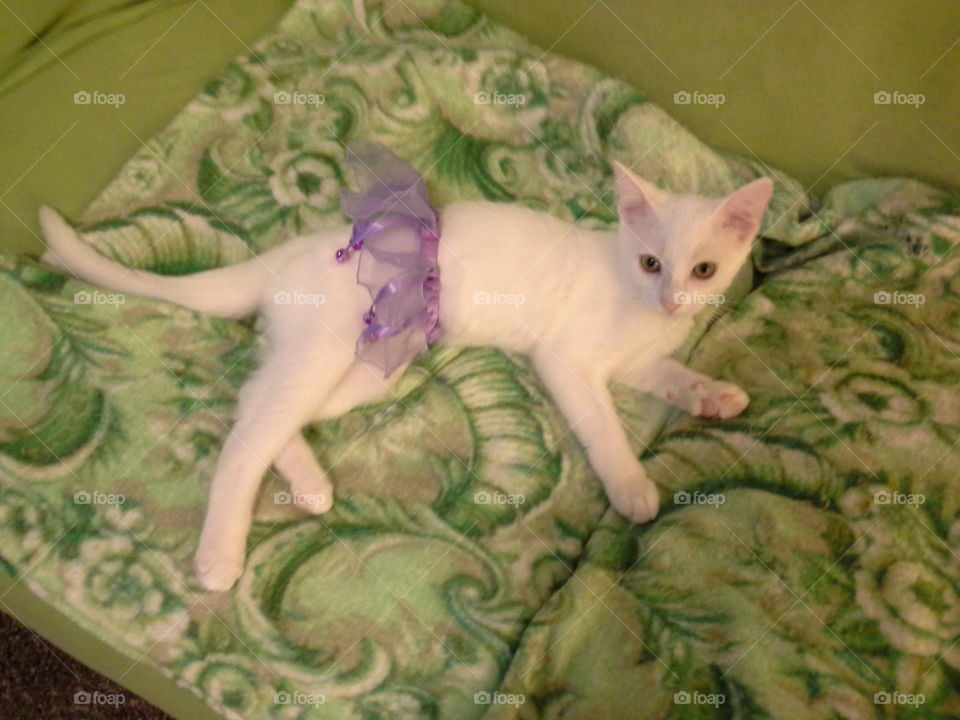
[533,351,659,523]
[315,359,407,419]
[629,357,749,419]
[195,344,354,591]
[271,360,404,513]
[273,432,334,515]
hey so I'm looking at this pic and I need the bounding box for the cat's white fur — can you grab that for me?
[39,163,773,591]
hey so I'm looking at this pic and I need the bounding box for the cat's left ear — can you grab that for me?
[612,161,668,223]
[714,178,774,243]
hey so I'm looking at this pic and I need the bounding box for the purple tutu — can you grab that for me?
[337,142,443,377]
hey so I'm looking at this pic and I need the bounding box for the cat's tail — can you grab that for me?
[39,206,264,319]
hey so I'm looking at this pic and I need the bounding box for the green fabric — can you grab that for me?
[490,201,960,718]
[5,0,956,251]
[0,0,295,256]
[467,0,960,196]
[1,1,959,719]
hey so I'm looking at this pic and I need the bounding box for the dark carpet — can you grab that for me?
[0,610,170,719]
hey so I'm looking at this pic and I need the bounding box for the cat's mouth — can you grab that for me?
[660,300,703,318]
[660,294,691,316]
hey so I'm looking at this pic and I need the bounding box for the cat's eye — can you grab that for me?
[692,261,717,278]
[639,255,661,273]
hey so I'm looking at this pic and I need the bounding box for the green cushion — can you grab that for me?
[2,1,960,718]
[5,0,956,256]
[0,0,295,255]
[466,0,960,195]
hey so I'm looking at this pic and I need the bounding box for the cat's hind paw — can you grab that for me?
[606,472,660,524]
[195,536,246,592]
[284,469,334,515]
[689,380,749,420]
[292,483,334,515]
[274,446,335,515]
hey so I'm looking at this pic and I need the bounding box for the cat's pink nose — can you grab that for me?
[661,298,679,313]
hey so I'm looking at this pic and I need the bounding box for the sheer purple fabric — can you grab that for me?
[337,142,443,377]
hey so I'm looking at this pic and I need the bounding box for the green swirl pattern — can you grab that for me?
[1,1,959,718]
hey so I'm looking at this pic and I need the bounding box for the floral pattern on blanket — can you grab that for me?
[1,0,958,718]
[488,221,960,720]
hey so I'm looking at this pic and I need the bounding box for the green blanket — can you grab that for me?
[2,0,959,718]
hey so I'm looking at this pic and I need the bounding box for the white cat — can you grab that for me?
[39,162,773,591]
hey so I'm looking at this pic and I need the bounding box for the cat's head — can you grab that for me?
[612,162,773,317]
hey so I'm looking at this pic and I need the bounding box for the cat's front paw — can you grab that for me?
[688,380,749,420]
[605,470,660,524]
[195,534,246,592]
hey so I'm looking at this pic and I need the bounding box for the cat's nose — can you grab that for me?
[661,297,679,313]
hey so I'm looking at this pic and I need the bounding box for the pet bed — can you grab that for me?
[1,1,958,718]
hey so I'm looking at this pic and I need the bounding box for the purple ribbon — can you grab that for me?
[336,143,443,377]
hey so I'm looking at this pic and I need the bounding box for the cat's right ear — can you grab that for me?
[612,162,666,223]
[714,177,774,244]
